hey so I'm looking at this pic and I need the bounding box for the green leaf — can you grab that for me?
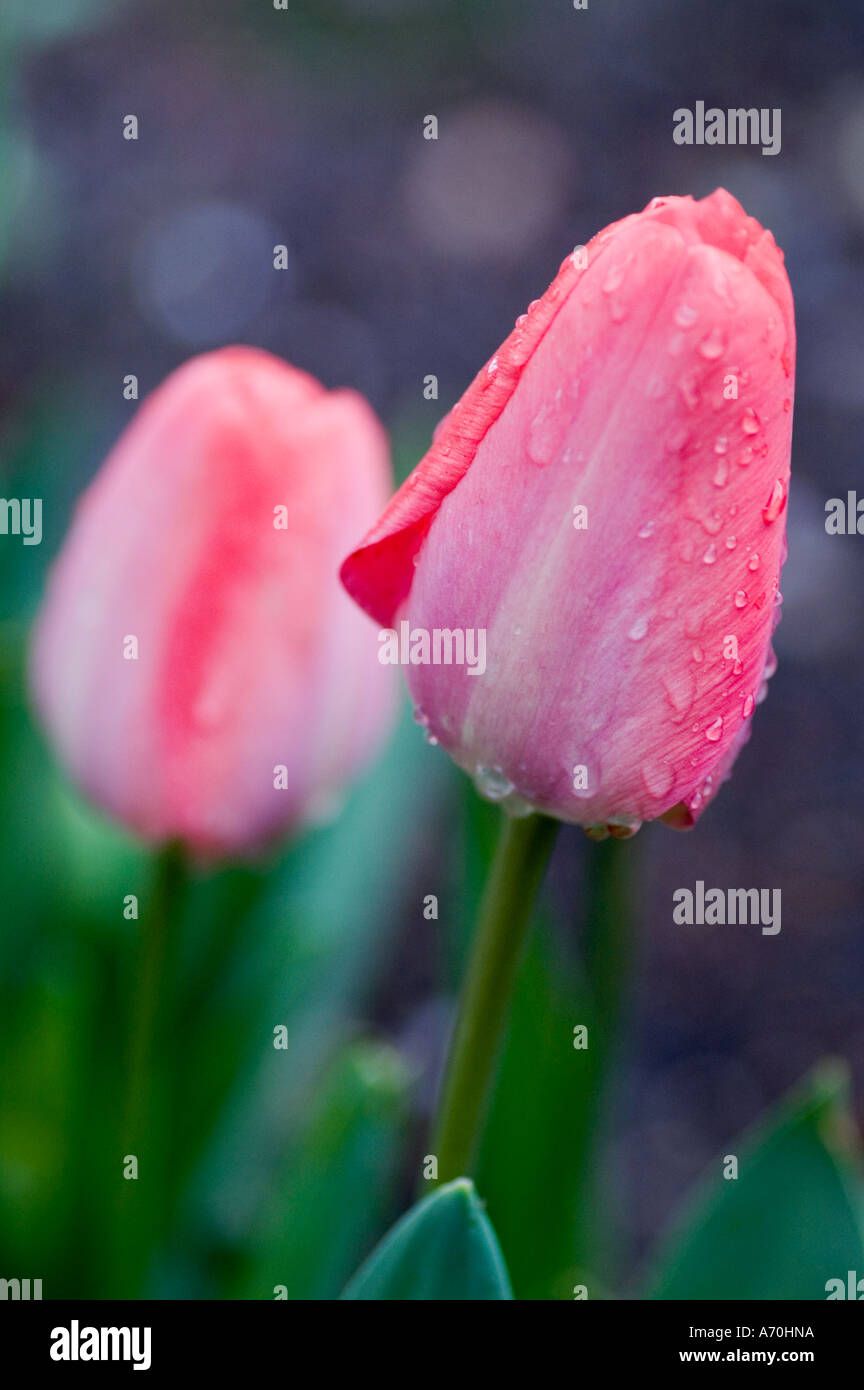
[643,1061,864,1300]
[341,1179,513,1301]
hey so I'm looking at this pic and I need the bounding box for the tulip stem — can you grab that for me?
[432,811,559,1183]
[118,841,187,1294]
[570,833,636,1275]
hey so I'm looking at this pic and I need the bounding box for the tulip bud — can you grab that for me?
[341,190,794,835]
[31,347,395,856]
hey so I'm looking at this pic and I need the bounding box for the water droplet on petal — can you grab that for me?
[662,668,696,716]
[703,543,717,564]
[698,327,726,360]
[714,436,729,455]
[705,716,724,742]
[486,355,499,378]
[638,520,656,539]
[725,535,737,550]
[642,761,675,797]
[692,644,704,663]
[665,424,690,453]
[679,374,701,410]
[741,408,760,435]
[712,459,728,488]
[475,765,515,801]
[743,693,754,717]
[748,552,760,571]
[762,479,787,523]
[628,616,649,641]
[674,303,699,327]
[734,590,748,609]
[738,446,754,468]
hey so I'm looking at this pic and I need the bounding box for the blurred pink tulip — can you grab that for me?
[32,347,395,856]
[342,190,795,835]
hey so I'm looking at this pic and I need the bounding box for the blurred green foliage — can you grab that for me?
[643,1062,864,1301]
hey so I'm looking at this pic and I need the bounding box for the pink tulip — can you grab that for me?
[341,190,794,835]
[31,347,395,856]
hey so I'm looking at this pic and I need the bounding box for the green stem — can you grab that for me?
[116,841,187,1295]
[432,811,559,1183]
[571,834,636,1273]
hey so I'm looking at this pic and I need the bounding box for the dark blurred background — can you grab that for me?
[1,0,863,1296]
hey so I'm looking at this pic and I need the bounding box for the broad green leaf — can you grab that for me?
[237,1043,411,1300]
[341,1179,513,1301]
[643,1061,864,1300]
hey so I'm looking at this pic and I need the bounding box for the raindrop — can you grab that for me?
[475,765,515,801]
[738,446,754,468]
[703,543,717,564]
[638,521,656,539]
[741,408,760,435]
[662,669,696,715]
[628,616,649,641]
[762,479,787,523]
[743,693,754,717]
[528,403,562,467]
[692,644,704,662]
[642,761,675,797]
[486,355,499,378]
[734,590,748,609]
[725,535,737,550]
[698,327,726,360]
[705,716,724,742]
[714,435,729,455]
[674,303,699,327]
[748,552,760,571]
[665,424,690,453]
[712,459,729,488]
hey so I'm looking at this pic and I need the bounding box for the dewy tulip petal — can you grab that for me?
[341,190,795,832]
[31,347,395,856]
